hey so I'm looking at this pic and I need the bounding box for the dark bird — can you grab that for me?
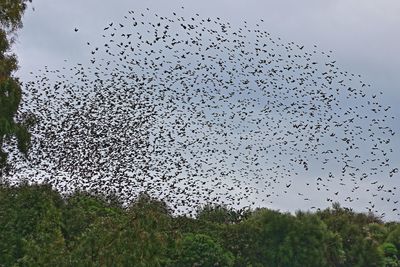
[7,7,397,220]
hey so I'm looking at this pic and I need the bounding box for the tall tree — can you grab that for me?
[0,0,33,175]
[0,0,31,32]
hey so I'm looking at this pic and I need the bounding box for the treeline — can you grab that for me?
[0,183,399,266]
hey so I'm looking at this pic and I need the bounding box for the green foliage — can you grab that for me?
[62,191,123,247]
[277,212,337,267]
[0,183,66,266]
[0,0,32,175]
[0,0,32,33]
[173,233,234,267]
[380,243,400,267]
[387,225,400,255]
[197,204,250,224]
[0,184,399,266]
[316,203,387,267]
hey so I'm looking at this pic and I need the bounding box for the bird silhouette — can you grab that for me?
[5,7,398,219]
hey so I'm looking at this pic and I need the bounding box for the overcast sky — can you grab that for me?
[12,0,400,219]
[15,0,400,128]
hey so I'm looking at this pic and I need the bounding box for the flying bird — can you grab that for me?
[5,7,398,219]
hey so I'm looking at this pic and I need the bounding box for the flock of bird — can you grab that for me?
[6,7,399,218]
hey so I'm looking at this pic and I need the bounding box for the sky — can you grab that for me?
[11,0,400,219]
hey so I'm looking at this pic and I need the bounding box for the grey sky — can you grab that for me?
[11,0,400,220]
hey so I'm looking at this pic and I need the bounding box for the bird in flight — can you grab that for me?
[7,7,398,219]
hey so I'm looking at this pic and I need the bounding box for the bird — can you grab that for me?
[6,7,398,219]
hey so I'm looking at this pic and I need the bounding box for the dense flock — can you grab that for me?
[5,7,398,218]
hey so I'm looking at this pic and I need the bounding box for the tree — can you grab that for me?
[173,233,234,267]
[227,208,297,266]
[317,203,385,267]
[0,183,66,266]
[386,225,400,261]
[0,0,33,175]
[380,242,399,267]
[0,184,399,266]
[66,192,175,266]
[62,191,123,247]
[0,0,32,32]
[277,212,344,267]
[197,204,250,224]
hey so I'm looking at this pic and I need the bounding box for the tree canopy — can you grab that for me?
[0,0,33,174]
[0,0,32,32]
[0,184,399,266]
